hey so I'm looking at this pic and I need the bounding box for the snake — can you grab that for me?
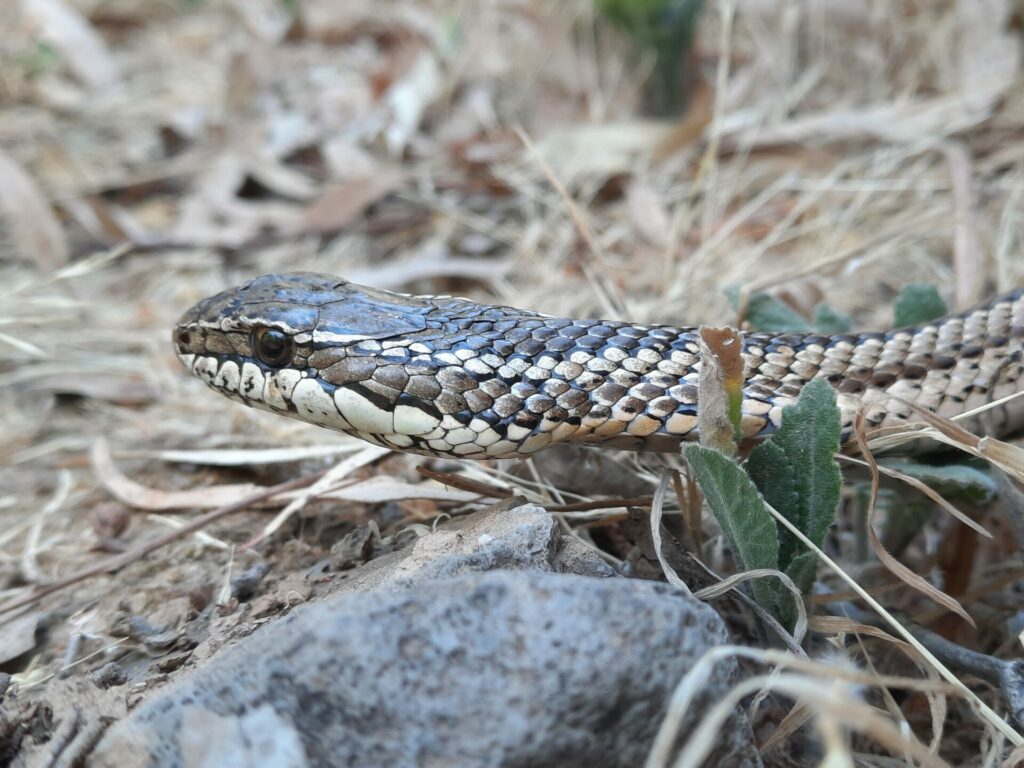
[173,272,1024,459]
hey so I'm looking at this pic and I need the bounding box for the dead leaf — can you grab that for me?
[302,169,403,234]
[94,437,271,511]
[0,150,68,270]
[697,325,744,454]
[0,610,41,665]
[329,475,478,504]
[145,444,364,466]
[33,372,159,405]
[22,0,120,91]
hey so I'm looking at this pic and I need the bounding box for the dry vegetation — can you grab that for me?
[1,0,1024,765]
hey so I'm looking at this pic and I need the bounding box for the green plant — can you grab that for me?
[594,0,704,116]
[684,379,842,629]
[688,283,982,631]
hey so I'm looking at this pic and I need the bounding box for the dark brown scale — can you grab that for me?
[479,378,510,398]
[525,395,556,413]
[437,366,477,392]
[406,375,442,400]
[493,394,524,417]
[594,382,627,404]
[838,379,866,394]
[557,389,589,409]
[465,389,494,412]
[647,396,677,417]
[435,390,468,415]
[616,397,645,415]
[901,365,928,380]
[510,382,538,399]
[373,365,409,390]
[514,411,540,429]
[322,357,377,385]
[205,334,236,354]
[668,384,699,403]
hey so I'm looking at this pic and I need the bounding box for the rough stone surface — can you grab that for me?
[93,571,759,768]
[328,498,616,594]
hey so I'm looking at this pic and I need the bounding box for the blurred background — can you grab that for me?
[2,0,1024,760]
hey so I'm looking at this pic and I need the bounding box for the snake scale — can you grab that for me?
[174,272,1024,459]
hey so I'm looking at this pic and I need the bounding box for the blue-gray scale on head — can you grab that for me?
[172,272,725,458]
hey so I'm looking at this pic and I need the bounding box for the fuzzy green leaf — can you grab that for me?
[683,444,779,609]
[811,303,852,334]
[894,284,948,327]
[743,293,808,332]
[746,378,840,589]
[746,440,800,567]
[880,460,997,505]
[724,287,808,332]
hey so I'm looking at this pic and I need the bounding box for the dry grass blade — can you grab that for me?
[415,466,514,500]
[868,394,1024,484]
[837,453,992,537]
[942,141,985,308]
[650,471,691,594]
[692,569,807,645]
[20,470,72,585]
[852,412,975,626]
[808,615,914,654]
[756,489,1020,743]
[92,438,285,511]
[248,445,391,546]
[141,444,365,466]
[647,646,961,768]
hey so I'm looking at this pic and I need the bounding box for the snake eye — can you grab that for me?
[252,327,295,368]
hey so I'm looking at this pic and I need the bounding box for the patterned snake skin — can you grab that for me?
[174,273,1024,459]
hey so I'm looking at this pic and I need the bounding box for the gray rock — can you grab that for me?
[330,499,615,594]
[93,571,759,768]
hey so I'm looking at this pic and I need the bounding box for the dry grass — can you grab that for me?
[1,0,1024,765]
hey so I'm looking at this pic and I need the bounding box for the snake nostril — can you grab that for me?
[176,330,191,348]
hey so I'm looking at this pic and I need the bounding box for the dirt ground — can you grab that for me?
[2,0,1024,765]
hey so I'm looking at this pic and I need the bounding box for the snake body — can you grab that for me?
[174,273,1024,459]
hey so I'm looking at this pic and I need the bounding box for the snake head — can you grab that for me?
[173,272,439,433]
